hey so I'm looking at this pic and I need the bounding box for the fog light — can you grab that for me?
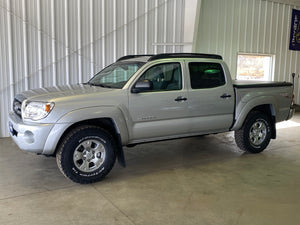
[23,131,34,144]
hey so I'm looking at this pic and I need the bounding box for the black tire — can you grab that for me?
[56,125,116,184]
[234,111,272,153]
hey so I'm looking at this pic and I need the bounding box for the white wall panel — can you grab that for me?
[0,3,11,139]
[0,0,186,137]
[195,0,300,104]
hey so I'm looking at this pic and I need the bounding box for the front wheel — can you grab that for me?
[235,111,272,153]
[56,125,116,184]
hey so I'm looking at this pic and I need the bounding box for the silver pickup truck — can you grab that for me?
[8,53,295,184]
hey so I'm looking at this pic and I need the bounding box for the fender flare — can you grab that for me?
[231,96,277,131]
[43,106,129,167]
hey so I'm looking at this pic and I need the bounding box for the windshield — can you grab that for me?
[88,61,145,89]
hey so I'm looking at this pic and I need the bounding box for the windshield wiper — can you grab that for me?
[98,84,112,88]
[88,82,112,88]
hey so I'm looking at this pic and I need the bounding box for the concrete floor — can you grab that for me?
[0,112,300,225]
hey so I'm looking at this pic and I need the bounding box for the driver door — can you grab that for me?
[128,62,189,141]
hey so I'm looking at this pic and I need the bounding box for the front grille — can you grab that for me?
[13,94,26,118]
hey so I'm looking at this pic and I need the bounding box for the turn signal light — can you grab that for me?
[45,104,52,113]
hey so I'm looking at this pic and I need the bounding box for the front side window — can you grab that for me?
[88,61,145,89]
[137,63,182,91]
[189,62,226,89]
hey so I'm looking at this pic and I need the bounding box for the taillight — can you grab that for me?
[291,94,295,106]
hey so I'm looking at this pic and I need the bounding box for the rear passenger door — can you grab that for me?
[186,61,235,133]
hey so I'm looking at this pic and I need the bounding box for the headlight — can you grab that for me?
[22,100,54,121]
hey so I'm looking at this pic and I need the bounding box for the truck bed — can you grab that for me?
[232,80,293,129]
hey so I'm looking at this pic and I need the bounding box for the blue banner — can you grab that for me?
[290,9,300,51]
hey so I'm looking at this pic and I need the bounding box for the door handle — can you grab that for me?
[220,93,232,99]
[174,96,187,102]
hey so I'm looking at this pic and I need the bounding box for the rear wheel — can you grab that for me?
[235,111,272,153]
[56,125,116,184]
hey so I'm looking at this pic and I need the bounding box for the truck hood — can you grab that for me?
[20,84,116,102]
[17,84,127,124]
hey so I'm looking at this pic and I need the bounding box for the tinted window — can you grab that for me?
[137,63,182,91]
[189,62,226,89]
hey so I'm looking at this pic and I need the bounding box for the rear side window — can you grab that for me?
[189,62,226,89]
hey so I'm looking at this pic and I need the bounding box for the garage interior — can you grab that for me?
[1,0,300,224]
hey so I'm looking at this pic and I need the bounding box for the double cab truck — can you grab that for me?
[8,53,295,184]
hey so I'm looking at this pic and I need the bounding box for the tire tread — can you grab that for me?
[234,111,271,154]
[56,125,116,184]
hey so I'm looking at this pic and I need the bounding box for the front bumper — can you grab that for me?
[8,112,54,154]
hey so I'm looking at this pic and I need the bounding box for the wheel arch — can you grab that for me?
[43,106,129,159]
[232,103,276,139]
[56,118,126,167]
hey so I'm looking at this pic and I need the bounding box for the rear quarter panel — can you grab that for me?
[232,85,293,130]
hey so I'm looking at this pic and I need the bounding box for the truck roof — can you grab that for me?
[117,53,222,62]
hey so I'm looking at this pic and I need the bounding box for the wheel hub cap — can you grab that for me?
[73,139,106,173]
[249,121,267,146]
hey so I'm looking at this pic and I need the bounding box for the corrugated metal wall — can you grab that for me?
[0,0,186,137]
[195,0,300,104]
[2,0,298,138]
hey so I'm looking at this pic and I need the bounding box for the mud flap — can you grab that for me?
[271,116,276,139]
[116,133,126,167]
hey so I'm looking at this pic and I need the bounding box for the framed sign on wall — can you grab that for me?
[289,9,300,51]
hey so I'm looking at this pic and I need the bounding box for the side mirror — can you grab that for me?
[131,80,153,93]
